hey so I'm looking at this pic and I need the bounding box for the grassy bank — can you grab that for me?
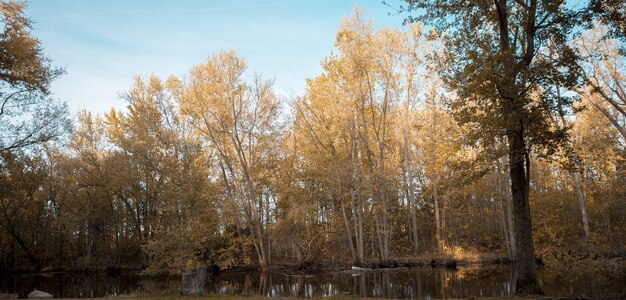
[111,296,539,300]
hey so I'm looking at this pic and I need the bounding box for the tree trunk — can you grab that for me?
[571,171,590,254]
[402,128,419,254]
[502,150,517,258]
[495,146,513,258]
[340,193,357,260]
[507,128,541,295]
[350,186,365,263]
[350,120,365,263]
[14,231,41,271]
[433,185,443,253]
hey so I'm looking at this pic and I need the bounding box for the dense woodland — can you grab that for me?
[0,0,624,295]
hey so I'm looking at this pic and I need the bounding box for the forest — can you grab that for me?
[0,0,624,297]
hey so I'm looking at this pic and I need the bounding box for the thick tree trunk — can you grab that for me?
[507,128,541,295]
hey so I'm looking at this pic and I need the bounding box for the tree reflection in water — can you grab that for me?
[0,265,624,298]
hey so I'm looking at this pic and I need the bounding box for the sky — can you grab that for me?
[26,0,410,116]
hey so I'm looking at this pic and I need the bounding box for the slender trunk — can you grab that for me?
[495,147,513,257]
[349,189,363,262]
[340,194,357,260]
[350,119,365,263]
[502,152,517,257]
[256,198,269,270]
[428,105,443,253]
[265,191,272,266]
[374,212,384,261]
[433,185,443,252]
[402,128,419,254]
[254,225,268,270]
[4,227,42,271]
[86,232,93,268]
[410,206,419,254]
[356,191,365,261]
[441,196,446,242]
[379,140,389,261]
[571,171,589,254]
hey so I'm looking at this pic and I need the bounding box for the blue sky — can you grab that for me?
[26,0,409,116]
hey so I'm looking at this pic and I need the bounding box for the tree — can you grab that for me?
[586,0,625,41]
[0,151,48,271]
[0,1,68,270]
[0,0,68,152]
[178,51,282,270]
[402,0,587,294]
[105,75,220,273]
[575,24,626,140]
[59,111,117,269]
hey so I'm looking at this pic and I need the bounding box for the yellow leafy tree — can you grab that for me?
[178,50,282,270]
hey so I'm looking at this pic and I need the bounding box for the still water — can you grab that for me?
[1,266,625,298]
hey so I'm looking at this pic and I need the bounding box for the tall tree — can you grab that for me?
[178,51,282,270]
[402,0,586,294]
[0,0,68,152]
[0,0,68,272]
[107,76,219,274]
[0,151,48,271]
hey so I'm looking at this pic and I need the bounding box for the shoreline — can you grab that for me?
[3,250,625,277]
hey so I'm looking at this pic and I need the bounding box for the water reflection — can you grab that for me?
[203,267,515,299]
[0,265,624,298]
[0,273,141,298]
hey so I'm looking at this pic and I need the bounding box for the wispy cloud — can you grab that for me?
[36,0,320,21]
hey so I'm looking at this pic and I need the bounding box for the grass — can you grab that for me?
[111,296,361,300]
[103,294,542,300]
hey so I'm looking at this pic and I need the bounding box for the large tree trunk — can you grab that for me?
[507,127,541,295]
[494,0,542,292]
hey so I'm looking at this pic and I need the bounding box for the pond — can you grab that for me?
[1,265,624,298]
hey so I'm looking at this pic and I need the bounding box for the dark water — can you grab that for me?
[1,266,625,298]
